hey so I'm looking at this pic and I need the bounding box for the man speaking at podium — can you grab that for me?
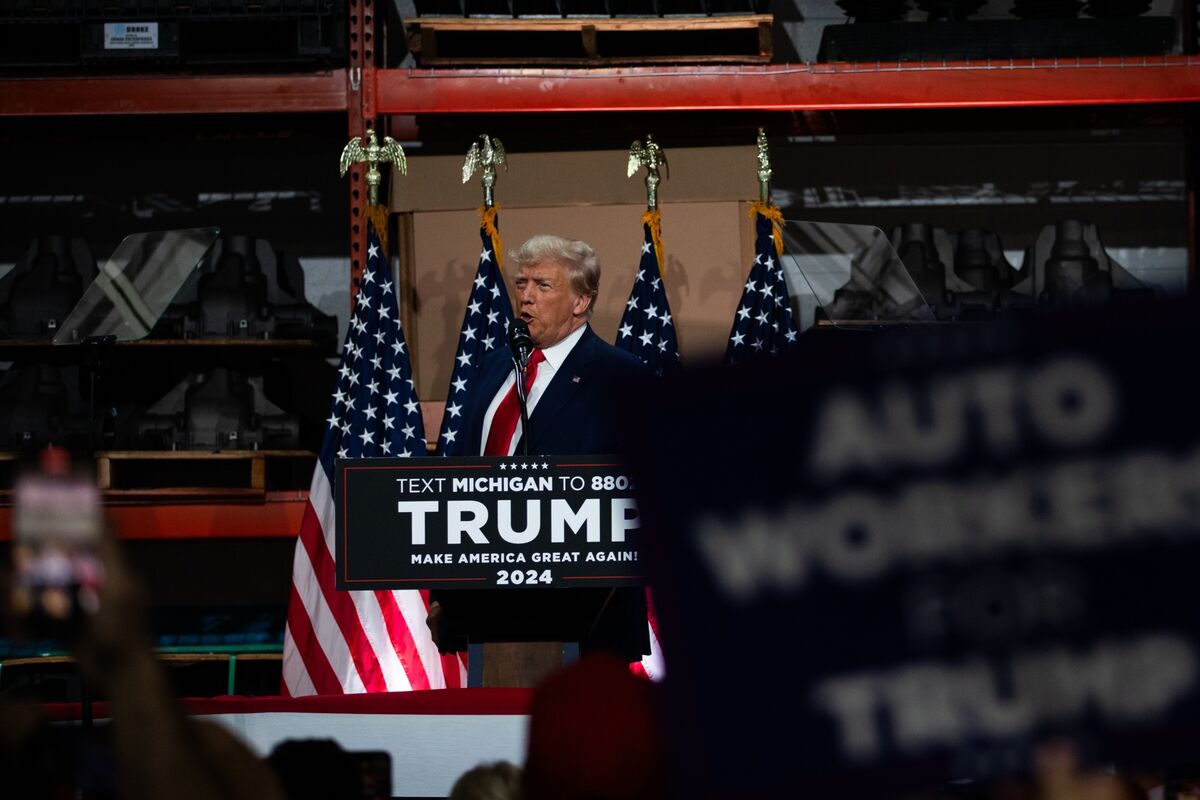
[431,234,651,667]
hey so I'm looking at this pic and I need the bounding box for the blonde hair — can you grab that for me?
[510,234,600,315]
[449,761,522,800]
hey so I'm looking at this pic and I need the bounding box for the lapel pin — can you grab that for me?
[571,375,581,384]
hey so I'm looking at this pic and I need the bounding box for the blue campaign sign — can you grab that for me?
[629,298,1200,799]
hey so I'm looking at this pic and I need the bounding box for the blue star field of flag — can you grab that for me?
[321,217,425,471]
[615,221,680,375]
[438,224,514,454]
[723,212,798,366]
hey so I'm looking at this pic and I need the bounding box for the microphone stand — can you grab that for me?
[511,353,532,457]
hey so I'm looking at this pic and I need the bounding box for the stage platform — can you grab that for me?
[45,689,533,799]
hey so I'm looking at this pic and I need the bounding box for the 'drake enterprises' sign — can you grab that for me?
[334,456,643,590]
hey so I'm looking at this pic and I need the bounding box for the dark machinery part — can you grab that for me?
[153,234,338,353]
[137,368,300,451]
[1010,0,1083,18]
[0,364,89,451]
[1083,0,1152,16]
[836,0,911,22]
[0,236,97,338]
[915,0,986,20]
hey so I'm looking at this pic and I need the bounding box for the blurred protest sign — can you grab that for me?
[631,296,1200,799]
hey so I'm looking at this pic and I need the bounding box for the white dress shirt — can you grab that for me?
[478,322,589,456]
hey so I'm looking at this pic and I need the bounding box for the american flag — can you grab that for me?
[723,209,798,366]
[615,211,680,375]
[282,213,466,695]
[438,211,514,456]
[614,210,673,681]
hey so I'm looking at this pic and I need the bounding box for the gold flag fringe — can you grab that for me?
[365,204,390,253]
[748,201,785,260]
[640,209,665,276]
[480,205,504,273]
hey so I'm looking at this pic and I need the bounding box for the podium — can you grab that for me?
[434,585,643,687]
[334,455,648,687]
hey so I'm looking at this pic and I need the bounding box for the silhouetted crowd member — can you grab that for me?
[523,654,664,800]
[267,739,364,800]
[449,760,522,800]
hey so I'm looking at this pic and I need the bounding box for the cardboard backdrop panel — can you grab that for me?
[391,146,758,212]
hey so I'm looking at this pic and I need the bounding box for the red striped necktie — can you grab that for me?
[484,348,546,456]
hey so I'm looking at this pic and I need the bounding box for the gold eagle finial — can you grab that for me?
[463,134,508,208]
[339,129,407,206]
[627,134,669,211]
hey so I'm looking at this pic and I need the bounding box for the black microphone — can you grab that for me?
[509,319,534,369]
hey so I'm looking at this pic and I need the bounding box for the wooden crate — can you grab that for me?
[95,450,315,497]
[405,14,773,66]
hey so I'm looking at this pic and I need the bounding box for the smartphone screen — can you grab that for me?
[349,751,392,800]
[10,459,104,640]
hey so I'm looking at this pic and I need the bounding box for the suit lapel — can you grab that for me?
[523,325,597,453]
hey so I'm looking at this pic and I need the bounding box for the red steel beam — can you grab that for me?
[0,73,348,117]
[0,493,308,540]
[376,56,1200,114]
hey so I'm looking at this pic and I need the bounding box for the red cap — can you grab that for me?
[523,654,665,800]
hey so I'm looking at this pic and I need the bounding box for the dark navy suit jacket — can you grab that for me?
[444,324,646,458]
[437,324,651,661]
